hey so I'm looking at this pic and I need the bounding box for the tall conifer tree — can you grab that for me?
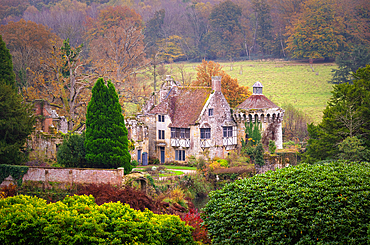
[0,36,34,164]
[0,35,16,89]
[85,78,131,172]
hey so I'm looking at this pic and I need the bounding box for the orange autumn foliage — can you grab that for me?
[192,60,251,108]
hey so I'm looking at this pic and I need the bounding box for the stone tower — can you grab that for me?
[233,82,284,149]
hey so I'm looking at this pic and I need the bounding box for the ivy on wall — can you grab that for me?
[0,164,29,186]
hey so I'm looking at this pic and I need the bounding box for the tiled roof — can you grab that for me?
[237,94,279,109]
[150,87,212,128]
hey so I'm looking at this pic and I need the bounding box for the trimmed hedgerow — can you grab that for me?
[202,161,370,244]
[0,194,194,245]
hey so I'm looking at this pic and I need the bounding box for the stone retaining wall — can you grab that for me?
[0,166,125,188]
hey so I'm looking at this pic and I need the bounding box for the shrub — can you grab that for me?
[254,142,264,166]
[268,140,276,154]
[0,194,195,245]
[181,209,211,244]
[57,133,87,168]
[202,161,370,244]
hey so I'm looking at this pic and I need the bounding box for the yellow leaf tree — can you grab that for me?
[285,0,346,60]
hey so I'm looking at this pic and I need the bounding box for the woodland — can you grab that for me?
[0,0,369,130]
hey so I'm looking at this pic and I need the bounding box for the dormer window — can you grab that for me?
[208,108,214,117]
[158,115,165,122]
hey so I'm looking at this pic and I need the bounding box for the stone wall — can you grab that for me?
[255,152,298,174]
[0,167,125,188]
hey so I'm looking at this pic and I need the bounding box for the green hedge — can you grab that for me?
[202,161,370,244]
[0,194,194,245]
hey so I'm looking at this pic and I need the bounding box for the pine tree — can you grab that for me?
[0,81,35,164]
[0,35,16,89]
[85,78,131,172]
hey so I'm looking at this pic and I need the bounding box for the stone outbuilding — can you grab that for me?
[233,82,284,149]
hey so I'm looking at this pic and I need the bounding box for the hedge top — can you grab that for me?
[203,161,370,244]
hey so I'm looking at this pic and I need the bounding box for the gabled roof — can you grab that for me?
[150,87,212,128]
[237,94,279,109]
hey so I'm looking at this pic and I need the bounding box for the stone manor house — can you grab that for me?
[127,75,285,164]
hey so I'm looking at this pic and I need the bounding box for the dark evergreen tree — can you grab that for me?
[57,133,87,168]
[85,78,131,172]
[0,81,35,164]
[330,45,370,84]
[0,35,16,89]
[303,65,370,163]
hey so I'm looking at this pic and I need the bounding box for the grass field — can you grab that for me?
[128,60,337,124]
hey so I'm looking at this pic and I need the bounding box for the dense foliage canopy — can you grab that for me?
[0,194,194,244]
[203,161,370,244]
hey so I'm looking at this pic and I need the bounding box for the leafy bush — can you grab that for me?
[57,133,87,168]
[181,209,211,244]
[179,173,212,198]
[203,161,370,244]
[268,140,276,154]
[0,194,195,245]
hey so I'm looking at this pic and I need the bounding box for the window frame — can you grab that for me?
[223,126,233,138]
[158,129,165,139]
[208,108,214,117]
[200,128,211,139]
[171,128,190,139]
[175,150,186,161]
[158,115,165,122]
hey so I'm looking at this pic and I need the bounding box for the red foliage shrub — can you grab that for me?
[77,183,159,211]
[0,184,17,198]
[77,183,194,216]
[181,208,211,244]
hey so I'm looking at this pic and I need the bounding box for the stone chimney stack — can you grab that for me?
[212,76,222,92]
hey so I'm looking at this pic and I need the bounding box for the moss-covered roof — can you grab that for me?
[150,87,212,128]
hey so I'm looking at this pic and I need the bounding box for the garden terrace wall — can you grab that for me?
[255,152,298,174]
[0,166,125,188]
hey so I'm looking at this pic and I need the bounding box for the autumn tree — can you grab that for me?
[0,19,60,89]
[286,0,346,60]
[23,0,89,48]
[0,0,29,24]
[251,0,274,56]
[282,103,312,142]
[207,0,243,59]
[85,78,131,172]
[192,60,251,108]
[86,5,148,82]
[24,39,95,130]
